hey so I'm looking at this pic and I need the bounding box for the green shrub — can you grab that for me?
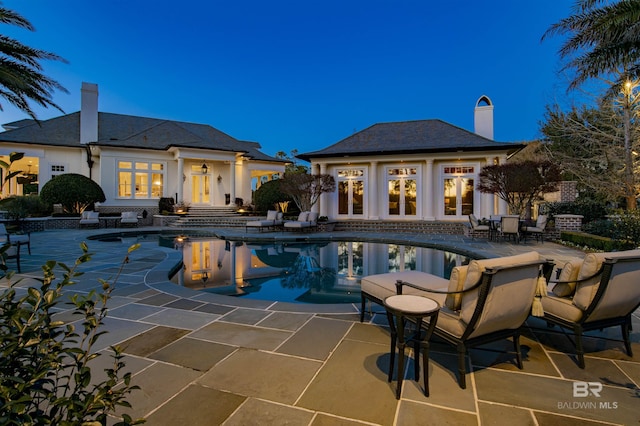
[0,243,144,425]
[560,231,635,251]
[0,195,50,221]
[545,199,609,224]
[252,180,292,213]
[40,174,106,214]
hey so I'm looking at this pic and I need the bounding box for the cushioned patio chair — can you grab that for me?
[361,251,552,388]
[245,210,283,232]
[0,223,31,255]
[283,211,318,232]
[120,211,139,227]
[1,242,21,273]
[468,214,489,240]
[79,211,100,228]
[542,250,640,368]
[498,215,520,243]
[523,214,548,243]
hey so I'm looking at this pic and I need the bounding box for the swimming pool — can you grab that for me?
[169,237,471,304]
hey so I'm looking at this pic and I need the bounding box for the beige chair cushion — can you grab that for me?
[444,265,469,311]
[551,259,582,297]
[266,210,278,220]
[360,270,448,307]
[459,251,540,325]
[297,212,309,222]
[541,292,584,322]
[307,212,319,223]
[574,249,640,310]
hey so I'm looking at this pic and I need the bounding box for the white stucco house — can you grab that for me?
[297,96,524,222]
[0,83,286,214]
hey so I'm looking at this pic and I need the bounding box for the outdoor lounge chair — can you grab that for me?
[522,214,548,243]
[79,211,100,228]
[120,211,139,227]
[542,250,640,368]
[0,223,31,254]
[361,251,552,388]
[283,211,318,232]
[245,210,283,232]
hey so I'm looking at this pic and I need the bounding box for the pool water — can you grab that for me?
[170,238,471,304]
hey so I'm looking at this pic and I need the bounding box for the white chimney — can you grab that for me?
[80,82,98,144]
[474,95,494,140]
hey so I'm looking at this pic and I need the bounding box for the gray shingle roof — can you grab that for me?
[0,112,285,162]
[297,119,523,161]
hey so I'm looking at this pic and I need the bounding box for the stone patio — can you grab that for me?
[1,227,638,425]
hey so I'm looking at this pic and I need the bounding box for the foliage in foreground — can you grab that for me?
[0,242,145,425]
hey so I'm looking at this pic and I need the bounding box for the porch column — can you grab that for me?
[229,160,236,204]
[369,161,378,219]
[424,159,434,220]
[319,163,327,217]
[177,157,184,202]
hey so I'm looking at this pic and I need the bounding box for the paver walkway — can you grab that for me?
[2,227,638,425]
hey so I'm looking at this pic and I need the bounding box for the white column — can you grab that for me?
[229,160,236,204]
[369,161,378,219]
[177,157,184,202]
[424,159,434,220]
[497,155,508,214]
[318,163,327,217]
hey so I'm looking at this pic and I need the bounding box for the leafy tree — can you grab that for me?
[540,99,640,205]
[477,161,561,216]
[0,243,144,425]
[252,179,293,213]
[0,6,67,120]
[275,150,308,174]
[39,173,106,213]
[278,173,336,212]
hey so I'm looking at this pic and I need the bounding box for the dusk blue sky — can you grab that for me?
[1,1,576,157]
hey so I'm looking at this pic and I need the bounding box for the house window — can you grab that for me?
[442,165,476,217]
[387,167,417,217]
[51,164,65,178]
[337,168,365,217]
[117,160,164,198]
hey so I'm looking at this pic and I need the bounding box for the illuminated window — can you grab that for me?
[117,160,164,198]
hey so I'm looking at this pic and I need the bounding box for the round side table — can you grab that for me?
[384,294,440,399]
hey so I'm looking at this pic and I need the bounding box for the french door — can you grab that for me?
[387,167,417,218]
[443,166,475,218]
[191,168,211,204]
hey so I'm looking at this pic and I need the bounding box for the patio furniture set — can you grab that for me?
[79,211,140,228]
[245,210,319,233]
[469,213,548,243]
[360,249,640,398]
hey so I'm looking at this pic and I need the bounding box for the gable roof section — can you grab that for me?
[0,112,284,162]
[297,119,523,161]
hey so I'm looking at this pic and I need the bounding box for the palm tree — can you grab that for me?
[0,6,67,120]
[544,0,640,89]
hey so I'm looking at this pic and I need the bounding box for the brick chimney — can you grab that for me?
[474,95,494,140]
[80,82,98,144]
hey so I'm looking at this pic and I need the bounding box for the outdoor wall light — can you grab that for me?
[201,162,208,174]
[217,174,222,183]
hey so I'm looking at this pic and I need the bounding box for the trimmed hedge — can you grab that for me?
[561,231,635,251]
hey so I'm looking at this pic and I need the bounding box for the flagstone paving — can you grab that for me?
[1,227,638,425]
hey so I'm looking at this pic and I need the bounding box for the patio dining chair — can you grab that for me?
[394,255,552,388]
[468,214,489,240]
[0,223,31,254]
[1,242,21,273]
[522,214,548,243]
[498,215,520,243]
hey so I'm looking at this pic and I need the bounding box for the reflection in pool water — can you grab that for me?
[170,237,471,304]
